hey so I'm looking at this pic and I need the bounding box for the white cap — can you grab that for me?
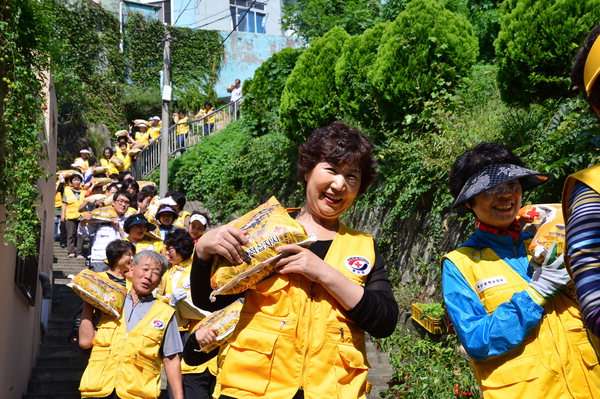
[151,116,161,120]
[190,214,207,226]
[158,196,178,206]
[80,149,91,154]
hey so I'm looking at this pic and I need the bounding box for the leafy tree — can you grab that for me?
[370,0,478,128]
[467,0,502,61]
[243,48,303,135]
[335,22,390,141]
[281,0,381,42]
[495,0,600,105]
[279,26,350,143]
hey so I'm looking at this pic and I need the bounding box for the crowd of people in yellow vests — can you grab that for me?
[48,28,600,399]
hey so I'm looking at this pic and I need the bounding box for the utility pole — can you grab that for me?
[159,29,171,197]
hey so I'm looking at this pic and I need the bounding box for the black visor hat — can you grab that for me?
[453,163,549,207]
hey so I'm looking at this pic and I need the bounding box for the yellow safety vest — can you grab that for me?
[63,186,82,220]
[176,117,189,136]
[218,222,374,399]
[173,210,191,228]
[79,299,175,399]
[126,237,164,254]
[148,126,161,141]
[55,190,62,209]
[101,158,120,175]
[156,258,217,375]
[117,152,132,171]
[135,132,150,146]
[444,248,600,399]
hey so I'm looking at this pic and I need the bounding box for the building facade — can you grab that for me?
[0,74,58,399]
[103,0,299,98]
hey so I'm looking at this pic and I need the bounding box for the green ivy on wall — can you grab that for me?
[124,13,224,113]
[49,0,125,132]
[0,0,51,257]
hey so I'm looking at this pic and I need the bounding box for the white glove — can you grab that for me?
[169,287,188,306]
[529,254,571,298]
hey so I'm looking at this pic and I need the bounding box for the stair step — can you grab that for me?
[24,392,81,399]
[36,355,88,368]
[27,379,81,394]
[29,366,84,382]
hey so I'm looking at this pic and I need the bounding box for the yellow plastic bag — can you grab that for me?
[209,196,315,300]
[68,269,126,318]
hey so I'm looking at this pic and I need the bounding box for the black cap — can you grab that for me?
[123,214,156,233]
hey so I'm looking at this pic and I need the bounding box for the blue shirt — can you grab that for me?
[442,228,544,361]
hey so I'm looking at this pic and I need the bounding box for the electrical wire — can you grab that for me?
[172,0,197,27]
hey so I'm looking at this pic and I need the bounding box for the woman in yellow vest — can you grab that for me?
[166,190,190,229]
[134,123,150,147]
[196,101,215,137]
[442,143,600,399]
[158,228,217,399]
[100,147,121,176]
[61,173,84,258]
[175,110,189,151]
[562,25,600,340]
[189,121,398,399]
[123,214,164,253]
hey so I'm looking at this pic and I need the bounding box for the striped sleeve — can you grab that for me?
[567,181,600,337]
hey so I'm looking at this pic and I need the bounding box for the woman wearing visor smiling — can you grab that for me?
[442,143,600,399]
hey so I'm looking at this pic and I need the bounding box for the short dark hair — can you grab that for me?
[165,190,186,209]
[164,228,194,260]
[122,179,140,194]
[204,101,213,108]
[297,121,377,195]
[140,184,158,197]
[572,25,600,109]
[449,143,524,211]
[113,190,133,204]
[106,182,120,192]
[136,191,152,204]
[68,174,82,183]
[105,239,135,268]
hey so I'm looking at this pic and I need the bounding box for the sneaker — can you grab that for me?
[76,255,85,259]
[68,253,75,258]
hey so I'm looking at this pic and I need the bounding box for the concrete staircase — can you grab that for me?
[23,242,87,399]
[366,337,394,399]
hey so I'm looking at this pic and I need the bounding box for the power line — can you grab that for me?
[172,0,196,26]
[219,0,259,46]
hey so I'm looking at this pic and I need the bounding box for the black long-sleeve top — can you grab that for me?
[190,237,398,338]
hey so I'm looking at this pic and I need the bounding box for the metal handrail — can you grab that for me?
[132,97,242,178]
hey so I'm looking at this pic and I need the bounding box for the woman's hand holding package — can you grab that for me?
[275,243,364,310]
[275,243,331,283]
[195,225,249,264]
[529,254,571,298]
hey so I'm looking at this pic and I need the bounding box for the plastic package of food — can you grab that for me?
[68,269,126,318]
[110,155,124,169]
[517,204,565,264]
[90,205,135,223]
[209,196,316,301]
[196,298,244,353]
[115,130,128,138]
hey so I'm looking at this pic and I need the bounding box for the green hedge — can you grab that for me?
[279,26,350,143]
[495,0,600,105]
[370,0,478,128]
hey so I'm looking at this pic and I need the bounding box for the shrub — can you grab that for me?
[335,21,390,141]
[370,0,478,128]
[495,0,600,105]
[279,26,350,143]
[121,85,161,123]
[170,120,253,221]
[243,48,303,135]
